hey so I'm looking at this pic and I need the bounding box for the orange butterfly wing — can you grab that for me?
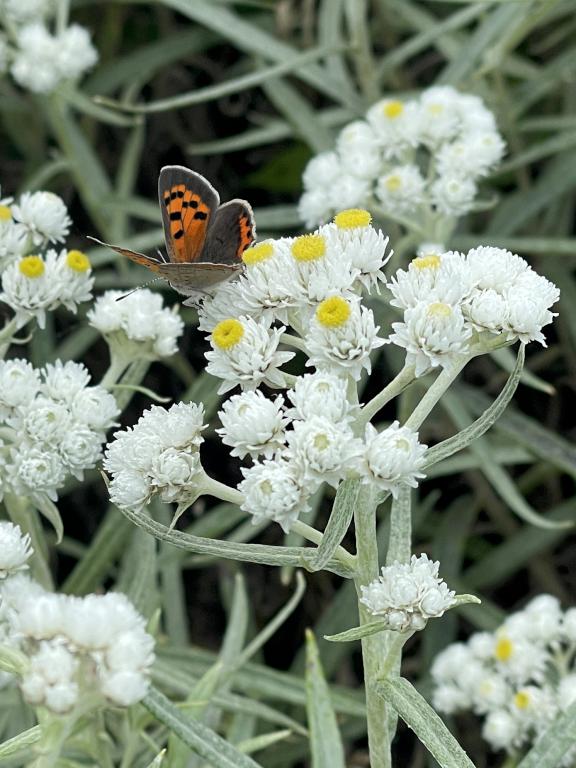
[158,166,220,264]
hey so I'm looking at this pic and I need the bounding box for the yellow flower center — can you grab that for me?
[313,433,330,451]
[334,209,372,230]
[242,242,274,265]
[19,255,45,279]
[412,254,441,270]
[316,296,351,328]
[494,636,513,662]
[514,690,531,710]
[66,250,91,272]
[427,103,444,116]
[0,205,12,222]
[212,319,244,350]
[384,175,402,192]
[383,100,404,119]
[291,234,326,263]
[427,302,452,319]
[394,437,410,452]
[259,480,273,495]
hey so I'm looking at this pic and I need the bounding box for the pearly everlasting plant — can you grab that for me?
[0,188,93,329]
[432,595,576,762]
[299,86,506,250]
[0,2,97,94]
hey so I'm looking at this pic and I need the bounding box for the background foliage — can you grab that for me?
[2,0,576,765]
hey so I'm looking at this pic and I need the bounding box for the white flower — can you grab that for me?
[104,402,206,512]
[286,371,353,424]
[417,86,462,145]
[362,421,427,496]
[304,296,385,380]
[492,631,549,685]
[0,359,40,419]
[0,221,29,265]
[0,522,33,578]
[70,386,119,432]
[11,191,71,244]
[466,246,528,291]
[502,271,559,345]
[437,131,506,179]
[360,553,456,631]
[286,233,357,305]
[389,301,472,377]
[8,445,66,501]
[285,416,362,490]
[239,458,310,532]
[328,174,370,214]
[100,670,149,706]
[217,391,289,460]
[205,316,294,395]
[55,24,98,80]
[302,151,342,189]
[366,98,420,158]
[376,165,426,215]
[13,396,71,443]
[59,427,104,479]
[298,189,335,229]
[197,280,255,333]
[387,251,472,310]
[233,238,299,323]
[11,24,61,94]
[0,253,60,328]
[336,120,379,155]
[463,288,509,333]
[431,175,477,216]
[320,210,391,291]
[88,289,184,360]
[42,360,91,402]
[482,709,522,751]
[52,249,94,310]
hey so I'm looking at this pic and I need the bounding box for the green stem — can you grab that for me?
[380,630,415,679]
[114,359,151,410]
[4,494,53,589]
[0,317,19,359]
[100,350,130,389]
[404,357,470,430]
[358,363,416,430]
[354,484,391,768]
[386,486,412,566]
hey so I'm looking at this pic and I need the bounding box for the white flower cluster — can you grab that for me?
[0,359,119,503]
[298,86,505,229]
[432,595,576,760]
[0,571,154,712]
[0,521,32,578]
[88,289,184,360]
[0,0,97,94]
[360,554,455,631]
[0,188,93,328]
[388,247,559,376]
[104,402,207,512]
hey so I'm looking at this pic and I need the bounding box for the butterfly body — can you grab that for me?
[90,165,255,303]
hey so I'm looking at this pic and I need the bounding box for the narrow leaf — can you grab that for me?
[375,677,475,768]
[143,686,262,768]
[305,478,359,572]
[516,698,576,768]
[325,619,389,643]
[305,630,346,768]
[0,725,42,758]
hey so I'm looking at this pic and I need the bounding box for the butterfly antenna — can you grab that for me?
[115,277,163,302]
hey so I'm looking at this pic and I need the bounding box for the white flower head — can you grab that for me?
[88,289,184,360]
[366,98,420,159]
[431,175,477,217]
[217,390,290,460]
[321,209,391,292]
[327,174,370,215]
[389,301,472,377]
[205,316,294,395]
[11,24,61,94]
[502,271,559,346]
[0,359,41,419]
[8,444,66,502]
[362,421,427,496]
[11,190,71,244]
[298,188,335,230]
[437,132,506,179]
[417,85,462,145]
[0,522,33,578]
[376,164,426,216]
[42,360,91,402]
[55,24,98,81]
[52,249,94,310]
[0,253,60,328]
[285,416,363,490]
[286,371,354,424]
[286,232,358,304]
[387,250,472,310]
[239,458,310,532]
[0,221,29,266]
[304,295,385,380]
[104,401,206,512]
[360,553,456,631]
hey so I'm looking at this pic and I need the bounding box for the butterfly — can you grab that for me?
[90,165,255,305]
